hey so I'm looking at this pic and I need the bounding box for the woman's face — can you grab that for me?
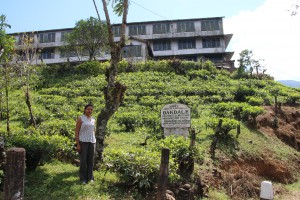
[85,106,93,115]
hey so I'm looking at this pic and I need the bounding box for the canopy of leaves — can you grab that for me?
[0,15,15,62]
[63,17,108,61]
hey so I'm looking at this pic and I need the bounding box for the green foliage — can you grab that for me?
[156,136,202,165]
[246,96,264,106]
[187,69,214,80]
[0,18,15,62]
[206,117,239,135]
[234,84,256,102]
[103,146,178,192]
[212,102,265,124]
[115,106,160,132]
[285,92,300,104]
[64,17,108,61]
[76,61,107,75]
[5,132,74,171]
[38,119,75,138]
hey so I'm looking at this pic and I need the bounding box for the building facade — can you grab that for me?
[11,17,234,70]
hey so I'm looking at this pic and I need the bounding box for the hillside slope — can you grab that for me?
[1,60,300,199]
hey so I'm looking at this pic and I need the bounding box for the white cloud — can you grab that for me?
[224,0,300,81]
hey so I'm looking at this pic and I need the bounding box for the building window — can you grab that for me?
[153,40,171,51]
[202,37,221,48]
[39,32,56,43]
[201,20,220,31]
[60,49,77,58]
[128,25,146,35]
[177,21,195,32]
[178,39,196,49]
[17,50,34,61]
[112,26,121,37]
[122,45,142,57]
[39,49,55,59]
[17,33,35,45]
[153,23,170,34]
[61,31,71,42]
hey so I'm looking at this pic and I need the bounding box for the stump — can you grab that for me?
[4,148,25,200]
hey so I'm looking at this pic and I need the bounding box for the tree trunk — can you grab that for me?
[0,92,3,121]
[25,88,36,128]
[95,74,126,163]
[95,0,129,165]
[4,65,10,134]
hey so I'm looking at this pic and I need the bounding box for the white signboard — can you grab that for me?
[161,104,191,128]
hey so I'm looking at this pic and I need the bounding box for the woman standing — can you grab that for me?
[75,104,96,184]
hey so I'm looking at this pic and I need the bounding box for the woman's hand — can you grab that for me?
[76,143,81,153]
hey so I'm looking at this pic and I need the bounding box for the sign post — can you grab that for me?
[161,103,191,137]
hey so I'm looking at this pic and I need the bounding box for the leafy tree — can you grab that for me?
[64,17,108,61]
[95,0,129,163]
[236,49,264,78]
[0,15,15,134]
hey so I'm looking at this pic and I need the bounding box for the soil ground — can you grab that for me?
[201,105,300,199]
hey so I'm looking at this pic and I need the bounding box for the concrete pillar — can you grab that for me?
[260,181,273,200]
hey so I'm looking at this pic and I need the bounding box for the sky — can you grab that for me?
[2,0,300,81]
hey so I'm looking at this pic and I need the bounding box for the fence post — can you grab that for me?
[4,148,25,200]
[156,148,170,200]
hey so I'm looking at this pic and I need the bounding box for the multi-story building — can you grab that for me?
[11,17,234,70]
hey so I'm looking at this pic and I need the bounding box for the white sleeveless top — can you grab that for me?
[79,115,96,143]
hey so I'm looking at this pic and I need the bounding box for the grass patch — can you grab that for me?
[25,160,134,200]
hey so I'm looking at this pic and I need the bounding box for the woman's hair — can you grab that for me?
[83,103,93,114]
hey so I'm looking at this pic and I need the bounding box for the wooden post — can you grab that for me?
[190,129,196,147]
[4,148,25,200]
[236,111,241,138]
[156,148,170,200]
[236,123,241,137]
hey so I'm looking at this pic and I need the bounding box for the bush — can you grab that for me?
[156,136,202,166]
[234,85,256,102]
[187,69,212,80]
[75,61,107,75]
[5,132,74,171]
[38,119,75,138]
[246,96,264,106]
[285,92,300,104]
[103,147,178,192]
[206,117,239,135]
[212,102,265,125]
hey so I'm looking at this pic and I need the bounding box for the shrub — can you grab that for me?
[234,85,256,102]
[246,96,264,106]
[212,102,265,125]
[285,92,300,104]
[38,119,75,138]
[5,132,73,171]
[115,111,143,132]
[187,69,212,80]
[205,117,239,135]
[75,61,107,75]
[103,147,178,192]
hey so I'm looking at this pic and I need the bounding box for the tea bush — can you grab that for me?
[205,117,239,135]
[75,60,107,75]
[5,132,74,171]
[103,146,179,192]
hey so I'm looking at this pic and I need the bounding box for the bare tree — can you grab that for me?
[15,32,39,127]
[95,0,129,164]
